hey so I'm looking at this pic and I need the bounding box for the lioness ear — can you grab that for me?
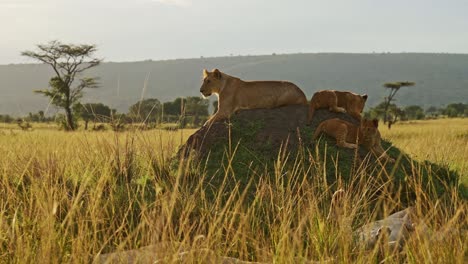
[362,94,368,101]
[372,119,379,128]
[213,68,222,79]
[203,69,209,78]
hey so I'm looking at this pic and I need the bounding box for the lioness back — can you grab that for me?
[236,81,308,109]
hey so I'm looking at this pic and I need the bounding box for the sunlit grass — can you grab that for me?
[381,118,468,183]
[0,119,466,263]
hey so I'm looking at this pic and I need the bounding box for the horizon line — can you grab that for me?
[2,51,468,66]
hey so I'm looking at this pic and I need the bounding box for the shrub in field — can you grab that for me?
[16,119,32,131]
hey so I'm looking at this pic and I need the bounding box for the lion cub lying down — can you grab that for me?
[308,90,368,124]
[314,118,395,162]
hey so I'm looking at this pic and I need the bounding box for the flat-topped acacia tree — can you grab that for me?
[382,81,415,124]
[21,40,102,130]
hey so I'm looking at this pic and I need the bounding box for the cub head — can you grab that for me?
[360,118,379,137]
[355,94,368,113]
[200,68,224,98]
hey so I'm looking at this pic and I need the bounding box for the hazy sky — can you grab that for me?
[1,0,467,64]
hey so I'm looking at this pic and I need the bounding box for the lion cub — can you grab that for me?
[307,90,368,124]
[314,118,395,162]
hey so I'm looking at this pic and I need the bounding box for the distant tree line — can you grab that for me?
[2,101,465,126]
[0,111,55,123]
[0,96,213,131]
[71,96,211,129]
[364,102,468,123]
[127,97,210,126]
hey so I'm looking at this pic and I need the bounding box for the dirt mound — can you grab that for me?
[174,105,462,205]
[178,105,359,158]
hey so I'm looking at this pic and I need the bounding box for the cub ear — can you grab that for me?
[362,94,368,101]
[372,118,379,128]
[213,68,222,79]
[203,69,209,78]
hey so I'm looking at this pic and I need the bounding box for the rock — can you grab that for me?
[95,244,167,264]
[96,245,268,264]
[356,207,416,250]
[328,189,416,251]
[96,245,333,264]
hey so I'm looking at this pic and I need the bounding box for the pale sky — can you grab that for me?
[1,0,468,64]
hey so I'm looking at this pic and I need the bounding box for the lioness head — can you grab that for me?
[200,68,224,98]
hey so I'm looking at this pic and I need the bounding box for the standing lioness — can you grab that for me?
[200,69,308,125]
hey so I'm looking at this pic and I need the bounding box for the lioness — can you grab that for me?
[200,69,308,126]
[307,90,368,124]
[314,118,395,162]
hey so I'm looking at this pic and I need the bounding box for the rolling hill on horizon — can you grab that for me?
[1,53,467,116]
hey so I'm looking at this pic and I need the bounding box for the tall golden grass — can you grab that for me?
[0,119,466,263]
[381,118,468,184]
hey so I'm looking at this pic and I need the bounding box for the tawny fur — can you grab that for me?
[308,90,368,124]
[200,69,308,126]
[314,118,395,163]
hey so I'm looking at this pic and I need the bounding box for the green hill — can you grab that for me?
[1,53,467,116]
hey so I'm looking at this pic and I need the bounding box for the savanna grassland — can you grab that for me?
[381,118,468,185]
[0,119,466,263]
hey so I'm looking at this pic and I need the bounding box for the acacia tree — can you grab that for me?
[74,103,115,130]
[382,81,415,124]
[442,103,468,117]
[404,105,425,120]
[161,97,209,126]
[128,98,162,124]
[184,96,209,126]
[21,41,102,130]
